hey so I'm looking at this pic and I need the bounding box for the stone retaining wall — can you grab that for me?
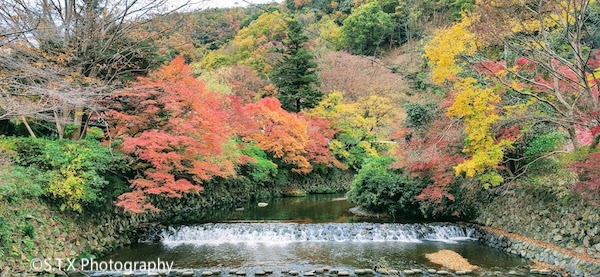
[475,185,599,258]
[473,184,600,276]
[471,225,600,277]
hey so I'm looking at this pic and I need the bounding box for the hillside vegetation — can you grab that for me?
[0,0,599,270]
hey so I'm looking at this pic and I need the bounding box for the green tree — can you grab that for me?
[341,2,394,55]
[271,19,322,112]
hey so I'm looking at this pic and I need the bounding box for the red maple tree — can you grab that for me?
[108,56,237,213]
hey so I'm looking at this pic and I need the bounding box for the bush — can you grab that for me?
[23,224,34,238]
[347,156,425,218]
[418,181,478,220]
[450,0,475,20]
[239,142,278,184]
[1,137,126,213]
[0,166,46,202]
[503,123,565,178]
[348,155,477,220]
[0,216,9,254]
[84,127,105,141]
[404,103,433,128]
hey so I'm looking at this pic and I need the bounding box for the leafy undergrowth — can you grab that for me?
[521,148,600,207]
[0,194,89,271]
[0,164,133,272]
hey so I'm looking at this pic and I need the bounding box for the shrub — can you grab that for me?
[0,166,46,202]
[347,156,425,218]
[418,180,478,220]
[0,216,9,250]
[404,103,433,128]
[348,155,476,219]
[1,137,126,212]
[84,127,105,141]
[239,142,278,184]
[502,123,565,178]
[23,224,34,239]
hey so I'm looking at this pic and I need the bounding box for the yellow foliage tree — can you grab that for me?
[423,15,479,85]
[316,17,343,50]
[424,14,509,187]
[308,92,396,169]
[446,78,511,187]
[230,12,289,74]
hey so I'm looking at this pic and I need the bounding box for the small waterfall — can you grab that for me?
[161,223,478,246]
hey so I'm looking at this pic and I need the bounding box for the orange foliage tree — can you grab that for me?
[108,57,237,213]
[240,97,341,173]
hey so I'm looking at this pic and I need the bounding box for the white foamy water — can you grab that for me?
[160,223,478,246]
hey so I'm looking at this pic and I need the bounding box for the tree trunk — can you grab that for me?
[567,125,580,150]
[53,110,64,139]
[20,116,36,138]
[72,105,83,140]
[296,99,301,113]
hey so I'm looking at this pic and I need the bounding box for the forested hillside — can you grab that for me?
[0,0,599,271]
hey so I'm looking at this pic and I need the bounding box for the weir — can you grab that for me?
[160,223,478,246]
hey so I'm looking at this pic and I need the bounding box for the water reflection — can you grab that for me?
[100,241,526,271]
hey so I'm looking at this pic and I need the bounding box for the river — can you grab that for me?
[96,194,529,276]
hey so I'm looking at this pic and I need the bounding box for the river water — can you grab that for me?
[98,194,530,275]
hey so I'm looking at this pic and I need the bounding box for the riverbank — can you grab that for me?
[3,174,599,276]
[4,202,598,276]
[87,222,527,276]
[0,172,353,274]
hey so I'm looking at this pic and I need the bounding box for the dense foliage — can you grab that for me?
[1,0,598,225]
[348,156,476,219]
[570,152,600,206]
[108,57,239,213]
[416,0,600,203]
[5,0,600,271]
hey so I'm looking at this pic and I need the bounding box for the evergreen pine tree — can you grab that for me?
[271,19,322,112]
